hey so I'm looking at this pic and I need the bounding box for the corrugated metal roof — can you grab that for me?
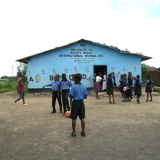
[15,39,152,64]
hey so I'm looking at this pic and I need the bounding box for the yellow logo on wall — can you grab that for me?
[35,74,41,83]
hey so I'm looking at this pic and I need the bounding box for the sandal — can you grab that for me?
[71,132,76,137]
[81,132,85,137]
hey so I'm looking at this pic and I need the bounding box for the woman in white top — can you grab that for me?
[102,71,106,90]
[94,72,105,99]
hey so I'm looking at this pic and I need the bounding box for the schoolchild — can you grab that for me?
[106,74,115,104]
[119,74,124,98]
[58,73,72,115]
[94,73,106,99]
[13,72,29,106]
[134,75,142,104]
[69,73,88,137]
[112,72,117,88]
[146,75,154,101]
[43,74,62,113]
[122,74,129,102]
[128,72,133,92]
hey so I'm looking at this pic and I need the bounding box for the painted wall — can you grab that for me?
[27,42,141,89]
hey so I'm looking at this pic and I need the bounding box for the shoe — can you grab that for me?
[150,100,152,101]
[71,132,76,137]
[13,101,16,106]
[51,110,56,114]
[122,100,126,102]
[81,132,85,137]
[128,99,131,102]
[113,101,115,104]
[23,103,28,106]
[126,99,128,102]
[109,101,112,104]
[146,100,148,102]
[121,96,124,98]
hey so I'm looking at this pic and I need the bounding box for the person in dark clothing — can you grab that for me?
[122,74,129,102]
[134,75,142,104]
[43,74,62,113]
[106,74,115,104]
[128,72,133,94]
[112,72,117,88]
[145,75,154,102]
[58,73,72,115]
[119,74,124,98]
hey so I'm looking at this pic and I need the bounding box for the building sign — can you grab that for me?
[59,47,103,63]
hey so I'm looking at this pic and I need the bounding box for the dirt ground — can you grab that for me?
[0,90,160,160]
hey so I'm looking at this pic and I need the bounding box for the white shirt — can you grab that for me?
[96,76,102,82]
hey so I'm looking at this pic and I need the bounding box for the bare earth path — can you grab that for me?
[0,91,160,160]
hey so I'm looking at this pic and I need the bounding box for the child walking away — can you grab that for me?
[13,72,28,106]
[134,75,142,104]
[106,74,115,104]
[69,73,88,137]
[42,74,62,113]
[94,73,105,99]
[146,75,154,102]
[58,74,72,115]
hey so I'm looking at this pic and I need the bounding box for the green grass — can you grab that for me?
[0,80,28,94]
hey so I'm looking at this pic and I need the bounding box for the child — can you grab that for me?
[146,75,154,101]
[134,75,142,104]
[106,74,115,104]
[58,73,72,115]
[70,74,76,106]
[128,72,133,93]
[94,72,104,99]
[119,74,124,98]
[13,72,28,106]
[112,72,117,88]
[42,74,62,113]
[122,74,129,102]
[102,71,106,91]
[93,73,96,85]
[133,77,136,95]
[69,73,88,137]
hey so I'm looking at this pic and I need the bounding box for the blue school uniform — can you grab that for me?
[146,79,153,92]
[58,79,72,113]
[69,84,88,119]
[58,80,72,90]
[69,84,88,100]
[51,80,59,91]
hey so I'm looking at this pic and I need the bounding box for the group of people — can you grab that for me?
[14,72,88,137]
[93,71,154,104]
[13,71,154,138]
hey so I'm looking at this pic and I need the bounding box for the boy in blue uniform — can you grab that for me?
[146,75,154,101]
[69,73,88,137]
[58,73,72,115]
[42,74,62,113]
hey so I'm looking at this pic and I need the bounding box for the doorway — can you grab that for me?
[94,65,107,76]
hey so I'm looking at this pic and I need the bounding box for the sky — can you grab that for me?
[0,0,160,77]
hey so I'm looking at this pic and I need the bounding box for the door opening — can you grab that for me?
[94,65,107,77]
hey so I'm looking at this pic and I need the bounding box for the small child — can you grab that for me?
[69,73,88,137]
[106,74,115,104]
[134,75,142,104]
[13,72,28,106]
[146,75,154,101]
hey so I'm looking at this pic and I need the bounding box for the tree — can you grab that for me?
[17,62,27,82]
[141,63,149,83]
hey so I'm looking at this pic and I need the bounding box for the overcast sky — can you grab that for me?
[0,0,160,77]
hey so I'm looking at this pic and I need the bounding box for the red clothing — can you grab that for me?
[17,78,24,93]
